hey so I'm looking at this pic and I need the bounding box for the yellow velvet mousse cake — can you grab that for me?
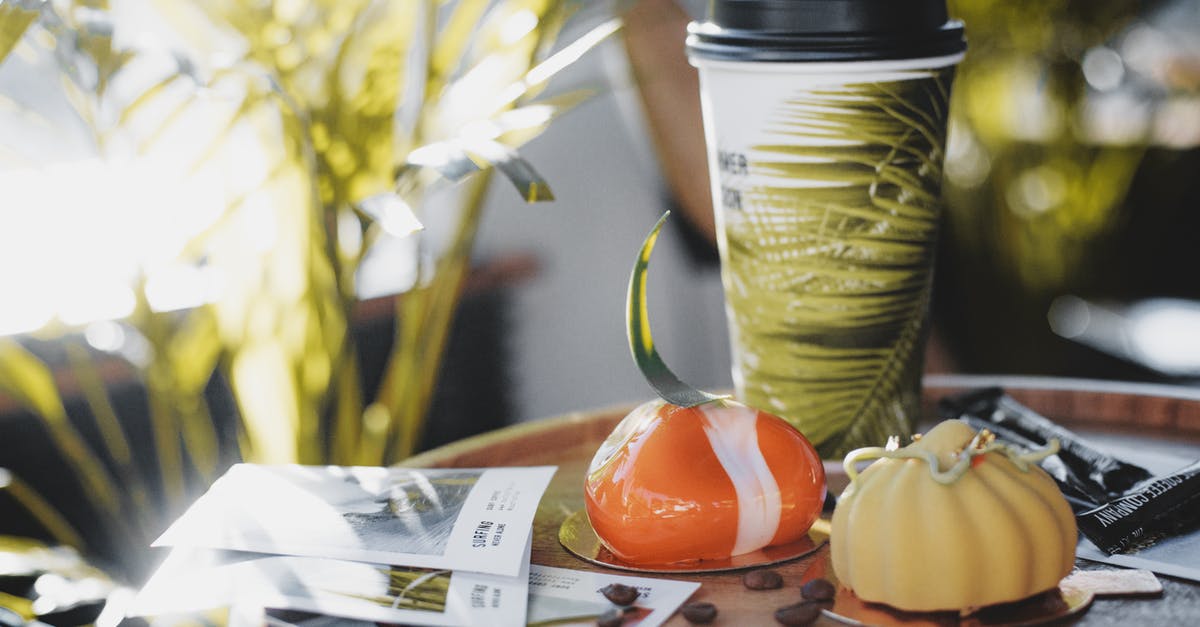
[831,420,1077,612]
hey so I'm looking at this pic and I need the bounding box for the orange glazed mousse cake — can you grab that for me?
[584,397,825,565]
[583,213,827,566]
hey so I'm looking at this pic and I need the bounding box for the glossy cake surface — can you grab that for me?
[584,399,825,565]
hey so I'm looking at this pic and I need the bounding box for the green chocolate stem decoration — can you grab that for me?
[627,211,729,408]
[842,432,1061,486]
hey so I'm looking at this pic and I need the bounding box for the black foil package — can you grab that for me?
[954,414,1111,510]
[939,388,1200,555]
[938,387,1153,506]
[1075,460,1200,554]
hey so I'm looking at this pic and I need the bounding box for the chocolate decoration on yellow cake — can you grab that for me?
[831,420,1076,612]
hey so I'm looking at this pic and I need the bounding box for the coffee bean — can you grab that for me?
[774,601,822,626]
[596,606,625,627]
[680,601,717,624]
[743,569,784,590]
[600,583,640,606]
[800,578,836,602]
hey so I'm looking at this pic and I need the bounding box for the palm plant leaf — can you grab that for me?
[63,342,153,519]
[0,0,614,584]
[462,137,554,201]
[135,304,192,501]
[375,171,494,462]
[404,88,592,197]
[317,0,423,209]
[0,0,37,66]
[727,68,955,457]
[157,312,223,482]
[115,54,346,467]
[0,340,124,522]
[0,469,86,549]
[427,0,490,97]
[513,14,619,104]
[399,12,614,196]
[373,1,621,462]
[492,89,593,144]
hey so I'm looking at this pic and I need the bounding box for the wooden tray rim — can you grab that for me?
[403,375,1200,467]
[924,374,1200,401]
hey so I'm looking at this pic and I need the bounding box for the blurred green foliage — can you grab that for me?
[0,0,615,581]
[936,0,1200,374]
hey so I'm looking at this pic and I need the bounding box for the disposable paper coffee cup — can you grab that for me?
[687,0,966,458]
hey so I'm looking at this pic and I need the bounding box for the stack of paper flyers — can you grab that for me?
[133,464,552,626]
[132,464,701,626]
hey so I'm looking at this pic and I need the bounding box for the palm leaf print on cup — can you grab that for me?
[707,66,958,458]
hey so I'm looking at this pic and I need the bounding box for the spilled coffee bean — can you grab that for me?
[596,606,625,627]
[800,578,835,602]
[680,601,717,624]
[743,569,783,590]
[774,600,821,626]
[600,583,640,606]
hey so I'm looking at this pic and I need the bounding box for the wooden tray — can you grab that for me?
[402,376,1200,625]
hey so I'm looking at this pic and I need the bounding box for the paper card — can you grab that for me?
[1077,534,1200,584]
[153,464,556,577]
[1071,442,1200,584]
[526,565,700,627]
[130,535,532,626]
[1060,568,1162,597]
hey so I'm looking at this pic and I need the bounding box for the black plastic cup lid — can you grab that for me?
[687,0,966,63]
